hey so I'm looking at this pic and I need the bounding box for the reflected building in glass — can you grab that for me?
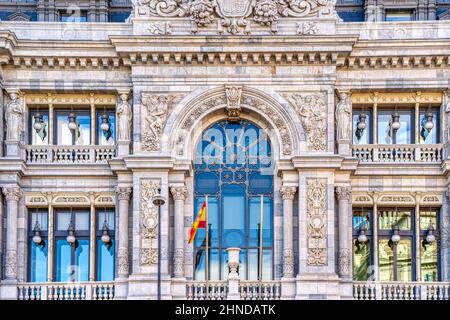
[0,1,449,301]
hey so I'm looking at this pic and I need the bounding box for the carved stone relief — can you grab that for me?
[5,91,24,141]
[140,179,160,266]
[284,93,327,152]
[141,93,183,152]
[132,0,337,34]
[306,179,327,266]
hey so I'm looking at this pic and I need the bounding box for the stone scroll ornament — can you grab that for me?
[306,179,327,266]
[132,0,337,34]
[140,180,160,266]
[284,93,327,152]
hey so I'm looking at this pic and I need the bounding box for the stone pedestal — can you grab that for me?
[295,274,341,300]
[5,141,22,158]
[117,140,130,157]
[171,277,187,300]
[226,247,241,300]
[113,278,129,300]
[280,278,296,300]
[0,280,18,300]
[127,274,172,300]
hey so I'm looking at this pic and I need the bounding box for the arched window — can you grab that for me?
[193,120,274,280]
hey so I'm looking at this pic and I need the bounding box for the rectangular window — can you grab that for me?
[97,209,115,281]
[378,209,412,230]
[353,239,372,281]
[419,108,439,144]
[385,10,414,22]
[60,10,88,22]
[352,109,371,144]
[28,209,48,282]
[55,111,91,145]
[379,239,394,281]
[29,109,49,145]
[377,109,413,144]
[96,111,116,145]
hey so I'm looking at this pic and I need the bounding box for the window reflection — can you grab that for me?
[378,209,411,230]
[29,110,49,145]
[97,111,116,145]
[419,108,439,144]
[352,109,371,144]
[353,239,371,281]
[421,242,438,281]
[377,110,413,144]
[56,111,91,145]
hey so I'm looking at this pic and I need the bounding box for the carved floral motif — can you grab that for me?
[306,179,327,266]
[283,248,294,278]
[140,179,160,265]
[338,248,350,276]
[284,93,327,152]
[117,248,129,276]
[5,250,17,279]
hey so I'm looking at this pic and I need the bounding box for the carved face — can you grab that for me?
[9,93,17,101]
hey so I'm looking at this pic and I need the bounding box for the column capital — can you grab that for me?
[115,186,132,201]
[171,186,188,201]
[280,186,297,201]
[335,186,352,201]
[2,186,22,202]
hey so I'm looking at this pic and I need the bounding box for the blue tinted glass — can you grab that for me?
[194,196,219,247]
[75,115,91,145]
[97,239,115,281]
[74,240,90,281]
[222,184,245,248]
[194,248,219,281]
[97,113,116,145]
[56,239,72,282]
[419,109,439,144]
[249,172,273,194]
[30,240,47,282]
[195,172,219,194]
[248,196,273,247]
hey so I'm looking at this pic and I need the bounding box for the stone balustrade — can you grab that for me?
[353,281,450,300]
[352,144,443,163]
[186,281,228,300]
[17,282,115,300]
[25,145,116,164]
[239,281,281,300]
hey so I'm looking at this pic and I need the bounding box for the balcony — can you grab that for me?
[352,144,443,163]
[353,282,450,300]
[186,280,281,300]
[17,282,115,300]
[25,145,116,164]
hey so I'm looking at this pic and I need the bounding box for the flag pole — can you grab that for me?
[205,195,209,299]
[259,194,264,299]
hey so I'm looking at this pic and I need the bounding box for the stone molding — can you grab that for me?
[25,93,116,106]
[170,186,188,201]
[351,192,443,206]
[116,187,132,201]
[306,178,327,266]
[3,187,23,202]
[280,186,297,201]
[24,192,116,207]
[335,186,351,201]
[351,91,442,105]
[140,179,160,266]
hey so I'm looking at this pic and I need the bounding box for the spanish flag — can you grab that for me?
[188,201,207,244]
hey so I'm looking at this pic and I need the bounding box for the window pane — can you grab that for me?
[56,212,71,231]
[56,113,73,145]
[222,184,246,248]
[30,240,47,282]
[420,210,437,231]
[385,11,413,22]
[353,239,371,281]
[97,239,115,281]
[397,239,412,281]
[74,239,90,282]
[353,208,370,231]
[352,110,371,144]
[378,209,412,230]
[419,109,439,144]
[248,196,272,247]
[194,248,219,281]
[56,112,91,145]
[75,114,91,145]
[377,110,413,144]
[262,249,272,280]
[30,210,48,231]
[194,196,219,248]
[98,211,115,231]
[75,212,90,231]
[30,111,49,145]
[248,249,258,280]
[56,239,72,282]
[379,239,394,281]
[97,112,116,145]
[421,241,438,281]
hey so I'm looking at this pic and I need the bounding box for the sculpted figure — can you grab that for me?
[5,92,23,141]
[335,91,351,141]
[117,93,132,141]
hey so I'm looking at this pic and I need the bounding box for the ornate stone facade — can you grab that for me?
[140,180,160,265]
[306,179,327,266]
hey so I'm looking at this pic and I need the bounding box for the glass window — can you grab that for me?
[396,239,412,281]
[97,111,116,146]
[353,239,372,281]
[353,208,371,231]
[420,209,437,230]
[352,109,371,144]
[97,209,115,281]
[378,209,412,230]
[377,110,413,144]
[28,209,48,282]
[379,239,394,281]
[419,108,439,144]
[421,241,438,281]
[60,10,88,22]
[56,111,91,145]
[29,110,49,145]
[194,120,274,280]
[385,10,414,22]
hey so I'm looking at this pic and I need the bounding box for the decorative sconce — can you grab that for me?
[100,113,110,132]
[33,112,43,133]
[66,221,76,245]
[355,111,367,140]
[68,112,77,131]
[391,111,401,131]
[424,108,434,133]
[391,225,401,244]
[101,220,112,249]
[32,220,44,247]
[357,227,368,244]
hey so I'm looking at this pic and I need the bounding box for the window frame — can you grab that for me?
[95,208,116,281]
[27,208,49,282]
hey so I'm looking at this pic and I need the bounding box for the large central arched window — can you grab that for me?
[193,120,274,280]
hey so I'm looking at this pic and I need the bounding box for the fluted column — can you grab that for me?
[3,187,22,281]
[116,187,132,279]
[336,186,352,279]
[281,186,296,278]
[171,186,187,278]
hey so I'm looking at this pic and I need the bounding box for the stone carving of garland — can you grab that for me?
[132,0,336,34]
[140,179,160,266]
[306,179,327,266]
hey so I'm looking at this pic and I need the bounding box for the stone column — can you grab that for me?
[170,186,187,278]
[114,187,131,300]
[170,186,187,300]
[336,186,352,279]
[280,186,296,300]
